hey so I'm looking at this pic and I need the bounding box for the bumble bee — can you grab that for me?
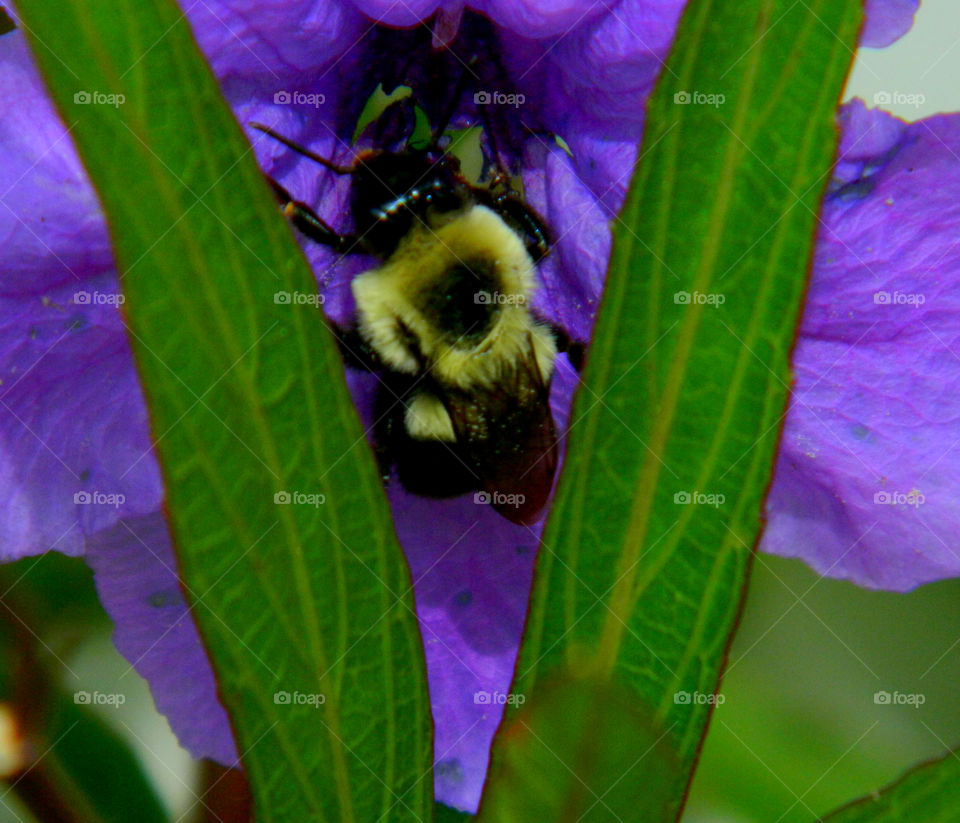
[252,105,580,525]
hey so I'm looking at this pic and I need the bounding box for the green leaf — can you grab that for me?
[488,0,861,817]
[0,554,107,649]
[444,127,484,184]
[353,83,413,143]
[821,751,960,823]
[16,1,431,821]
[26,692,170,823]
[478,678,680,823]
[436,803,474,822]
[0,558,166,823]
[408,105,434,151]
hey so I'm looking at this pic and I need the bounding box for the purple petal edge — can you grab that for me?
[761,100,960,592]
[861,0,919,49]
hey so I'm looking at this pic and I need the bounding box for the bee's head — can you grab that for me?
[349,149,469,257]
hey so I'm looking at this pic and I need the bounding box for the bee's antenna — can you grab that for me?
[249,123,356,174]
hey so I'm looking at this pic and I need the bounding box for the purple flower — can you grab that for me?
[761,98,960,592]
[0,0,939,812]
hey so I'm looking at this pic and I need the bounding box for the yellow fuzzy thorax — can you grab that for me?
[351,204,556,391]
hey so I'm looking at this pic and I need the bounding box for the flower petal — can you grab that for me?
[0,281,165,561]
[348,0,439,27]
[85,513,238,764]
[762,100,960,591]
[475,0,607,39]
[390,357,579,810]
[861,0,918,49]
[0,35,163,560]
[187,0,365,79]
[0,34,112,294]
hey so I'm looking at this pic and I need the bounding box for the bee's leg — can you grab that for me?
[324,321,383,373]
[265,176,361,254]
[372,377,412,487]
[549,324,587,373]
[488,192,551,263]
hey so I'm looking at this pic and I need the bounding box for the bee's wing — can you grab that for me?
[441,347,558,525]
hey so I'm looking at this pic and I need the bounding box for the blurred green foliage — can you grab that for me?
[0,554,168,823]
[686,555,960,822]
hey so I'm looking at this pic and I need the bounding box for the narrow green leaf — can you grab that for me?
[490,0,861,817]
[821,751,960,823]
[16,1,431,820]
[478,678,679,822]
